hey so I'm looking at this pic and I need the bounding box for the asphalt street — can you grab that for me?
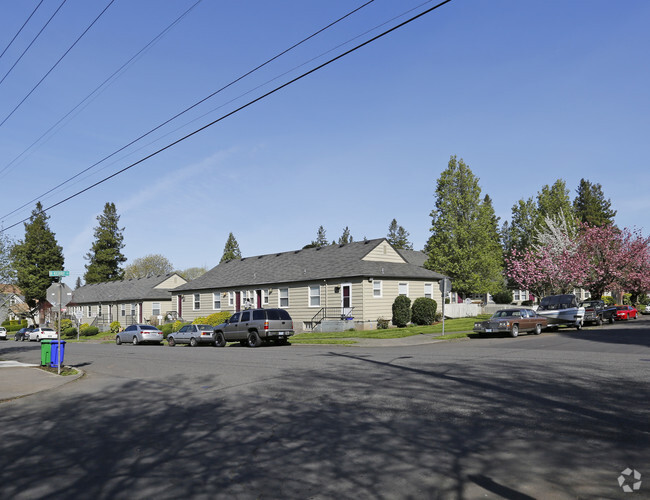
[1,318,649,499]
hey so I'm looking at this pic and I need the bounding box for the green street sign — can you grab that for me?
[49,270,69,277]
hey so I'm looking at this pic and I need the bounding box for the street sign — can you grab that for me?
[439,278,452,294]
[49,270,70,277]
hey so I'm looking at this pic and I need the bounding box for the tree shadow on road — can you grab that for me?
[0,347,648,499]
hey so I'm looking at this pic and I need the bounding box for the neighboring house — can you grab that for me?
[68,273,187,330]
[171,239,447,332]
[0,284,27,323]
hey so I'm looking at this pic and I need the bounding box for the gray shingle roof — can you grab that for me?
[174,239,445,292]
[69,273,181,304]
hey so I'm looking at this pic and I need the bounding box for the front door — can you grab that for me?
[235,291,241,312]
[341,284,351,317]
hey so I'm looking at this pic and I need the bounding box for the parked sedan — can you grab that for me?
[473,308,548,337]
[615,305,638,320]
[167,324,215,347]
[29,327,58,341]
[14,327,34,341]
[116,324,163,345]
[0,327,6,340]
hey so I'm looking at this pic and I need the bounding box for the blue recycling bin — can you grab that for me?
[50,340,66,368]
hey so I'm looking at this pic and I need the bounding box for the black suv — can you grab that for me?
[214,308,294,347]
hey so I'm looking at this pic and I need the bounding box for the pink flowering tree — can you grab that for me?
[577,224,650,301]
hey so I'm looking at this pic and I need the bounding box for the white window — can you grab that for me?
[130,303,136,316]
[398,283,409,296]
[373,280,382,298]
[213,292,221,310]
[228,292,235,307]
[193,293,200,310]
[424,283,432,299]
[152,303,161,316]
[98,304,102,317]
[262,290,269,305]
[309,285,321,307]
[121,304,125,317]
[514,290,520,301]
[279,288,289,308]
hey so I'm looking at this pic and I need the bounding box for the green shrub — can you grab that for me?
[110,321,121,334]
[193,311,231,326]
[411,297,438,325]
[172,320,186,332]
[622,293,632,306]
[521,300,533,306]
[392,295,411,328]
[377,318,389,329]
[63,327,78,338]
[80,325,99,336]
[60,318,73,331]
[602,296,615,306]
[493,290,513,304]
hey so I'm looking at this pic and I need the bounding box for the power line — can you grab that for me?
[0,0,67,86]
[2,0,453,232]
[0,0,46,61]
[0,0,376,221]
[0,0,116,129]
[0,0,205,182]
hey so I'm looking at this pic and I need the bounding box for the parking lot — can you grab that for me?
[1,317,649,499]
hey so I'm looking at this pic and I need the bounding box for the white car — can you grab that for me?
[29,327,58,341]
[645,304,650,314]
[0,327,7,340]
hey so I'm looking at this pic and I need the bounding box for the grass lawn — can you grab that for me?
[291,315,492,343]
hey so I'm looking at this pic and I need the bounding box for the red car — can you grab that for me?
[615,305,638,320]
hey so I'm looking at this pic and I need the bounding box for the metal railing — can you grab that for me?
[310,307,355,329]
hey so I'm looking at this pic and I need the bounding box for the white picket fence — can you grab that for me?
[442,303,536,318]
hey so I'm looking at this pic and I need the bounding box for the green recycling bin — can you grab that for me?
[41,339,53,367]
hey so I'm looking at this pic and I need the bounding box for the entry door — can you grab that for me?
[235,292,241,312]
[341,284,352,317]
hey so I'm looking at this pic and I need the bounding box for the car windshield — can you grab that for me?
[492,310,519,318]
[580,301,598,307]
[539,295,577,310]
[196,325,213,330]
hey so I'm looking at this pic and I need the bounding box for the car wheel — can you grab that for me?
[576,321,583,331]
[534,324,542,335]
[596,316,603,326]
[168,336,176,347]
[189,337,198,347]
[116,335,122,345]
[214,332,226,347]
[609,316,615,324]
[510,325,519,338]
[247,330,262,347]
[133,336,139,345]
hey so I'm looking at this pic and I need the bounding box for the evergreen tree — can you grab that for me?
[536,179,576,232]
[11,202,65,309]
[124,254,174,279]
[220,232,242,263]
[504,197,538,253]
[338,226,353,245]
[75,276,82,289]
[84,202,127,284]
[304,226,329,248]
[573,178,616,227]
[424,156,504,297]
[386,219,413,250]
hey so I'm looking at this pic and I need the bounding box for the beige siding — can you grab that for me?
[155,274,187,290]
[362,241,406,263]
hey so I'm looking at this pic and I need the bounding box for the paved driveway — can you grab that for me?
[1,318,648,499]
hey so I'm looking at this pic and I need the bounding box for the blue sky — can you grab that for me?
[0,0,648,284]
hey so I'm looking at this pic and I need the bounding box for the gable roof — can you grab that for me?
[174,238,445,292]
[69,273,185,305]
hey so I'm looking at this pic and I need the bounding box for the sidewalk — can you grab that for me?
[0,362,83,402]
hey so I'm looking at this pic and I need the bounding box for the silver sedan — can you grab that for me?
[116,324,163,345]
[167,324,215,347]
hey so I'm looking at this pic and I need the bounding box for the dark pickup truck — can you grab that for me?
[580,300,616,325]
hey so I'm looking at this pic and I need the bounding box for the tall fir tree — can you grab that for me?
[573,178,616,227]
[84,202,126,284]
[338,226,353,244]
[386,219,413,250]
[220,232,242,263]
[11,202,65,309]
[424,156,504,297]
[304,226,329,248]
